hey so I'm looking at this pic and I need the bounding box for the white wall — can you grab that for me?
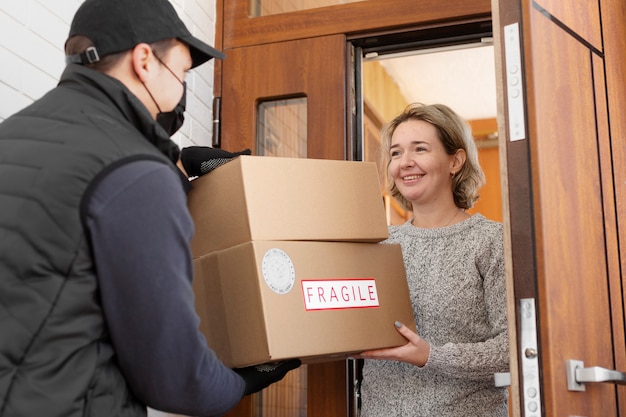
[0,0,218,149]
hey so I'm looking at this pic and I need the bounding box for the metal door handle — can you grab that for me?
[566,359,626,391]
[577,366,626,384]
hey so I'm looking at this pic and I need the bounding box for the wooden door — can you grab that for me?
[492,0,626,415]
[216,33,350,417]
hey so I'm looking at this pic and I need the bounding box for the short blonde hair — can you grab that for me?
[380,103,485,210]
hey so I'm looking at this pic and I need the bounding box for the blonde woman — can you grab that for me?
[358,103,509,416]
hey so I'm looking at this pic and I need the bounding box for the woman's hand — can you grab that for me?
[357,321,430,367]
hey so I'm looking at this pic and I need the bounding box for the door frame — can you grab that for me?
[220,0,491,48]
[214,2,509,417]
[492,0,626,415]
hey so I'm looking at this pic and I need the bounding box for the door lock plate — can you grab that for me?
[520,298,542,416]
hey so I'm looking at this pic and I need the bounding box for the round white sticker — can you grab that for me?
[261,248,296,295]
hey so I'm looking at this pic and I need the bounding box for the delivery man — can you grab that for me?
[0,0,299,416]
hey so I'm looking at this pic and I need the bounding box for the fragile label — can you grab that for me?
[301,279,379,311]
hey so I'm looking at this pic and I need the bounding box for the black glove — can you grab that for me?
[233,359,302,396]
[180,146,251,177]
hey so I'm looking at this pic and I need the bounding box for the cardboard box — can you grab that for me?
[192,240,416,368]
[187,156,388,257]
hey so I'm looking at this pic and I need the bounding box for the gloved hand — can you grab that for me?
[180,146,251,177]
[233,359,302,396]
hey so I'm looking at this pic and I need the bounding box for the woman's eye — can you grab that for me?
[390,150,401,157]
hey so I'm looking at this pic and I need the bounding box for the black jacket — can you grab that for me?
[0,64,181,417]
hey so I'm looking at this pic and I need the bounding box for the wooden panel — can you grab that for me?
[492,0,626,414]
[307,361,347,417]
[593,52,626,416]
[362,61,408,126]
[219,35,347,160]
[526,6,615,416]
[602,0,626,237]
[223,0,491,48]
[533,0,602,50]
[217,33,351,417]
[222,396,253,417]
[598,1,626,415]
[601,10,626,393]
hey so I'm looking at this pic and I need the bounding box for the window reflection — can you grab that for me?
[257,98,307,158]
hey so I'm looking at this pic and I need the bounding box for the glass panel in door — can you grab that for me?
[257,98,307,158]
[249,0,365,17]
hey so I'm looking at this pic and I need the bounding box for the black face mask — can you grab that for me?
[156,81,186,136]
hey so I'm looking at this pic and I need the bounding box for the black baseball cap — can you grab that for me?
[65,0,225,68]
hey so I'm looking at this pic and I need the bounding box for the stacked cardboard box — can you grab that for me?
[188,155,415,368]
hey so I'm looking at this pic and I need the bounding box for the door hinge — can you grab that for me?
[212,96,221,148]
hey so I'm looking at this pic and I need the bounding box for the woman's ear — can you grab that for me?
[131,43,154,83]
[450,148,467,176]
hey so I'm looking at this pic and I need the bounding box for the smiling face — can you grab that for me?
[387,119,459,208]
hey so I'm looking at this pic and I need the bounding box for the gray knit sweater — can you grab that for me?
[360,214,509,417]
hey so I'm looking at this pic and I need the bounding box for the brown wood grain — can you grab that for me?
[220,34,347,160]
[223,0,491,49]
